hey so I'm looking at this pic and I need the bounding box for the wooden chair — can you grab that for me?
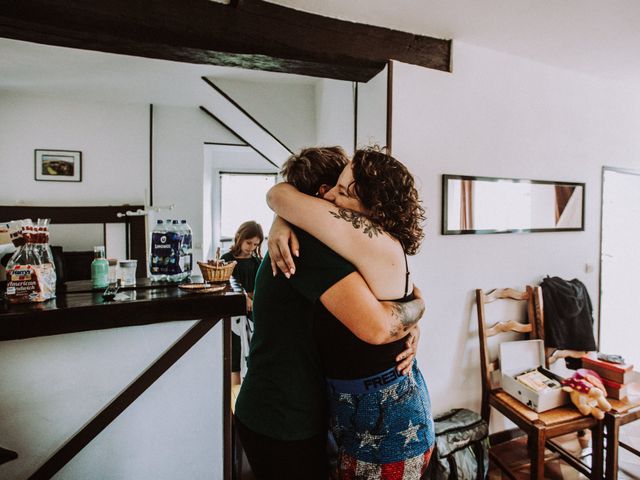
[604,395,640,479]
[476,286,604,480]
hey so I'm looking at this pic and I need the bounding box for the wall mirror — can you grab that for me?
[1,38,388,264]
[442,174,585,235]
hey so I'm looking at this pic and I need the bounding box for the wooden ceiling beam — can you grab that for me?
[0,0,451,82]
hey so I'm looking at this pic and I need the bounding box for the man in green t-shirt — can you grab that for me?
[234,147,424,479]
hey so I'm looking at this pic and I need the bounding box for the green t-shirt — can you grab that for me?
[235,229,355,440]
[220,251,260,293]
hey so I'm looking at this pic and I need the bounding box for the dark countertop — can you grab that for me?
[0,278,246,341]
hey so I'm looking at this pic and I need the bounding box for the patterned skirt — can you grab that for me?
[327,362,435,480]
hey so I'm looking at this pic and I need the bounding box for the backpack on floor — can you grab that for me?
[423,408,489,480]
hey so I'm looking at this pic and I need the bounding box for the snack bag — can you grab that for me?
[5,221,56,304]
[5,264,47,303]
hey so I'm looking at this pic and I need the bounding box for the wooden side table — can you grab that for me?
[604,396,640,479]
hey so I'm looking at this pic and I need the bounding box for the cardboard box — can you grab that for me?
[600,377,629,400]
[582,353,634,384]
[500,339,568,412]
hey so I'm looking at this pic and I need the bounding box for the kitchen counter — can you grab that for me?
[0,278,245,480]
[0,277,245,341]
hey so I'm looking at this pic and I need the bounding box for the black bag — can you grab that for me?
[423,408,489,480]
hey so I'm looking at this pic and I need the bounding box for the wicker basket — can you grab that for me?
[197,260,237,283]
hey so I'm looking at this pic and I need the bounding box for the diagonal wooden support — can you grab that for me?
[26,317,227,480]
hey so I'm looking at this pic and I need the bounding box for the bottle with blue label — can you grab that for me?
[180,219,192,279]
[164,219,179,280]
[150,220,168,281]
[167,220,185,282]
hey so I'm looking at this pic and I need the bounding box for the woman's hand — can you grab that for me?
[268,216,299,278]
[395,325,420,375]
[245,295,253,313]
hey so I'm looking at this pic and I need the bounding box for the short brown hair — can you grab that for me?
[351,147,425,255]
[230,221,264,258]
[280,146,349,195]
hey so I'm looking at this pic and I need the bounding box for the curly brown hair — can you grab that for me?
[280,146,349,196]
[351,147,425,255]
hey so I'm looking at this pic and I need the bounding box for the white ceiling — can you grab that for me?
[271,0,640,85]
[0,38,317,106]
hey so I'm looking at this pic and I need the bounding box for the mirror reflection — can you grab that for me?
[443,175,585,234]
[1,38,387,266]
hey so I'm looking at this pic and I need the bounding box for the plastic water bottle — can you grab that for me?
[167,220,184,282]
[150,220,168,281]
[180,219,193,279]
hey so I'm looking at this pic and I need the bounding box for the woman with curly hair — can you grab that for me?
[267,147,434,479]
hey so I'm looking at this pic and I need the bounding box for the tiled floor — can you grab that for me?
[489,421,640,479]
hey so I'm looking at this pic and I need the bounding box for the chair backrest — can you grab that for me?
[475,286,544,420]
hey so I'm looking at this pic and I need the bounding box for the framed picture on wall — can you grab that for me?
[34,149,82,182]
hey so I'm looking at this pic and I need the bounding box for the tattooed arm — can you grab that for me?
[319,273,425,345]
[267,183,391,255]
[267,183,404,299]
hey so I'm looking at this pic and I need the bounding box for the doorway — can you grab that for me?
[599,167,640,368]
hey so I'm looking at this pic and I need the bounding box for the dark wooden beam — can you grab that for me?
[0,0,451,82]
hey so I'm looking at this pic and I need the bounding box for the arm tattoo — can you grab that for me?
[389,299,424,338]
[329,208,382,238]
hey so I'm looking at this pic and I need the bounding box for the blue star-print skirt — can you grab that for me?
[326,362,435,467]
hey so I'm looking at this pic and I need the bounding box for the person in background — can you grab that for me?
[267,146,434,479]
[221,220,264,387]
[235,147,424,480]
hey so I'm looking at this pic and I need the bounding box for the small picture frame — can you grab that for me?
[34,149,82,182]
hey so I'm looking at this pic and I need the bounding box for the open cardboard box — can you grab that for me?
[500,339,568,412]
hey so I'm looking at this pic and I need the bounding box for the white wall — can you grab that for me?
[213,79,317,152]
[0,321,224,480]
[357,66,388,149]
[392,43,640,426]
[0,94,240,265]
[0,93,148,205]
[315,79,354,153]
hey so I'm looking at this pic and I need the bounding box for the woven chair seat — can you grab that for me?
[493,390,587,426]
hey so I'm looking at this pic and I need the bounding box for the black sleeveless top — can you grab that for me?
[314,253,414,379]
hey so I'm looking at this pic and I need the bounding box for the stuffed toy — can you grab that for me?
[561,368,612,419]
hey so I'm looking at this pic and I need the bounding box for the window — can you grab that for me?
[219,172,277,249]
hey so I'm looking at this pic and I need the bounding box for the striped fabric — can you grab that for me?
[339,449,433,480]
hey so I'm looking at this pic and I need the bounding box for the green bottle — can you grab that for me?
[91,246,109,289]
